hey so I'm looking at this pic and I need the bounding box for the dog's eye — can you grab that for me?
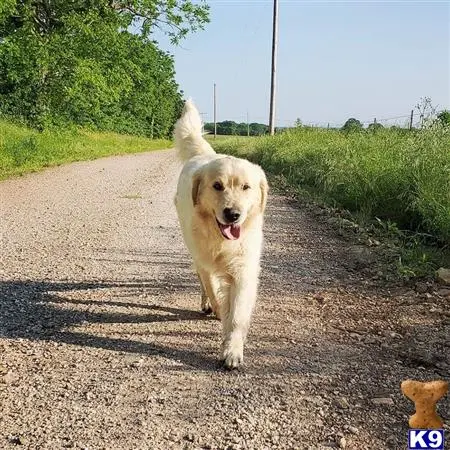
[213,182,224,191]
[243,184,250,190]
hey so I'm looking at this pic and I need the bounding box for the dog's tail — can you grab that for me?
[174,99,215,162]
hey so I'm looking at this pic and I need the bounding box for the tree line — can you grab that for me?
[0,1,209,138]
[204,121,268,136]
[340,111,450,132]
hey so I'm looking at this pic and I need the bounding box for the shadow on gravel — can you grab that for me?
[0,198,376,377]
[0,279,221,371]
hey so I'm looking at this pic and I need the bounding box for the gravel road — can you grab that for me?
[0,149,448,450]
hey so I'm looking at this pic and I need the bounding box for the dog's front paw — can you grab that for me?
[201,302,213,315]
[201,294,213,315]
[201,300,221,320]
[221,339,243,370]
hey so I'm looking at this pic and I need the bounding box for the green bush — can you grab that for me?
[437,110,450,126]
[341,118,363,132]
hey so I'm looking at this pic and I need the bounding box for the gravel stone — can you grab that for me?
[371,397,395,406]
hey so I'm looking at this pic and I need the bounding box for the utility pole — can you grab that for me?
[213,83,217,139]
[247,111,250,137]
[199,112,207,134]
[409,109,414,130]
[269,0,279,136]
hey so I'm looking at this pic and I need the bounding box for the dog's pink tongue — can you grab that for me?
[221,224,241,240]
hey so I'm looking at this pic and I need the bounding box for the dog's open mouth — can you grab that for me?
[217,220,241,240]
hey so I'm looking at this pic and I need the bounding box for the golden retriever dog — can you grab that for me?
[174,100,268,369]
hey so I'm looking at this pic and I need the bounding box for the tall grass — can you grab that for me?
[0,119,171,180]
[214,127,450,245]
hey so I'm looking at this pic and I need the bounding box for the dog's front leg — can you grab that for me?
[198,269,222,319]
[221,270,258,369]
[197,272,212,314]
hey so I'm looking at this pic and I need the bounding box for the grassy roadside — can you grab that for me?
[205,134,253,141]
[0,120,172,180]
[213,128,450,278]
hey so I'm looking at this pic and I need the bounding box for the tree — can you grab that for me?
[249,123,268,136]
[0,1,209,136]
[217,120,237,135]
[341,118,363,132]
[437,110,450,127]
[204,121,268,136]
[0,1,210,44]
[294,118,302,127]
[415,97,438,128]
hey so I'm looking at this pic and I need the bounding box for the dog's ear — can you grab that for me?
[259,170,268,212]
[192,171,203,206]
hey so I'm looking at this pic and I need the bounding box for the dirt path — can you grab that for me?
[0,149,448,450]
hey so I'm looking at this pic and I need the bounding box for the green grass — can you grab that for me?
[214,127,450,276]
[0,119,171,180]
[204,134,254,143]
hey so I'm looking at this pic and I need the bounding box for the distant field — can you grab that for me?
[214,127,450,248]
[0,120,171,180]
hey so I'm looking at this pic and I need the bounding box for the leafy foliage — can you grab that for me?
[437,110,450,126]
[341,118,363,132]
[0,1,209,137]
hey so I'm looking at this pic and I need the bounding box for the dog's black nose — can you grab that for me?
[223,208,241,223]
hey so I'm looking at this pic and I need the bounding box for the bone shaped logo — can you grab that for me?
[401,379,448,429]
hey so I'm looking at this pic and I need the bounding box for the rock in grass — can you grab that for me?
[436,268,450,285]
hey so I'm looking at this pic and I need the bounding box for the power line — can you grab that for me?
[360,114,411,124]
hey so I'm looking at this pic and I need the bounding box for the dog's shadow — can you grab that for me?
[0,277,223,372]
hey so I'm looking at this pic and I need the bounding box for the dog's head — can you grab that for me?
[191,156,268,240]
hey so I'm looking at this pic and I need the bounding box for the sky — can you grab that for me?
[154,1,449,127]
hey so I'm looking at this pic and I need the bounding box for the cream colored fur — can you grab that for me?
[174,100,268,369]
